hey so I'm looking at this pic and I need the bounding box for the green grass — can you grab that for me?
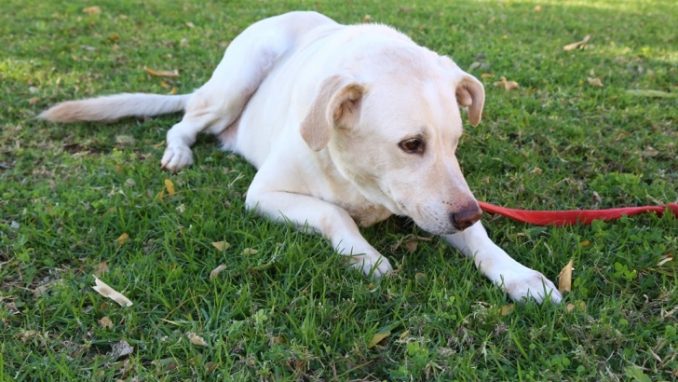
[1,0,676,380]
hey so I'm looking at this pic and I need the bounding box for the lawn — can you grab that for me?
[1,0,676,380]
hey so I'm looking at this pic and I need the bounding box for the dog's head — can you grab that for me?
[300,52,484,235]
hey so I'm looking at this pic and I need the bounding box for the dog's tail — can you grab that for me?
[39,93,190,123]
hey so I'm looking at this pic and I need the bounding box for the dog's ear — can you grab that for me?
[301,75,365,151]
[455,73,485,126]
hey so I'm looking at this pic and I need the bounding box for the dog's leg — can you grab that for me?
[444,222,561,303]
[245,190,393,277]
[161,12,335,171]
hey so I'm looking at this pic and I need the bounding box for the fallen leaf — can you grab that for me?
[563,35,591,51]
[587,77,603,87]
[92,275,133,307]
[368,329,391,348]
[187,332,208,347]
[405,239,418,253]
[164,178,175,196]
[185,21,195,29]
[242,248,258,256]
[116,233,129,246]
[269,335,284,345]
[109,340,134,359]
[82,6,102,15]
[500,304,515,316]
[211,241,230,251]
[155,190,165,201]
[209,264,227,280]
[625,89,676,98]
[144,67,179,78]
[99,316,114,329]
[28,97,40,105]
[205,361,219,373]
[32,279,62,297]
[579,240,591,248]
[566,303,576,312]
[115,134,135,145]
[17,330,41,343]
[494,76,519,91]
[398,330,411,341]
[558,259,574,293]
[534,5,542,12]
[657,255,672,266]
[363,14,372,22]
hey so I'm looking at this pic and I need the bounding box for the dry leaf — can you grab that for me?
[657,255,672,266]
[405,240,418,253]
[209,264,227,280]
[185,21,195,29]
[187,332,208,347]
[566,300,586,312]
[494,76,519,91]
[99,316,114,329]
[82,6,102,15]
[211,241,230,251]
[534,5,542,12]
[109,340,134,359]
[558,259,574,293]
[368,330,391,348]
[144,67,179,78]
[587,77,603,87]
[92,275,133,307]
[563,35,591,51]
[164,178,175,196]
[363,14,372,22]
[28,97,40,105]
[500,304,515,316]
[242,248,258,256]
[155,190,165,201]
[625,89,676,98]
[116,233,129,246]
[17,330,41,343]
[115,135,135,145]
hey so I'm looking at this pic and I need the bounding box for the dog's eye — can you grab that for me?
[398,137,425,154]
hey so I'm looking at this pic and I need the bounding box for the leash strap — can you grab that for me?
[478,201,678,226]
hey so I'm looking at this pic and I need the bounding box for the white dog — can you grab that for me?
[41,11,561,303]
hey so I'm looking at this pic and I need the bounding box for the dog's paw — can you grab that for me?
[503,270,562,304]
[161,145,193,172]
[353,254,393,278]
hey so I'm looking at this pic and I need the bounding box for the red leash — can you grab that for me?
[478,201,678,226]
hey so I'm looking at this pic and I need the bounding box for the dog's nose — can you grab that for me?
[450,204,482,231]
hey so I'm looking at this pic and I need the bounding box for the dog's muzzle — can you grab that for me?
[449,203,482,231]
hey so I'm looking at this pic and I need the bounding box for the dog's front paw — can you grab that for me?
[353,254,393,278]
[503,269,562,304]
[161,145,193,172]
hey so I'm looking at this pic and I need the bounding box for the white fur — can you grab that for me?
[41,11,561,303]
